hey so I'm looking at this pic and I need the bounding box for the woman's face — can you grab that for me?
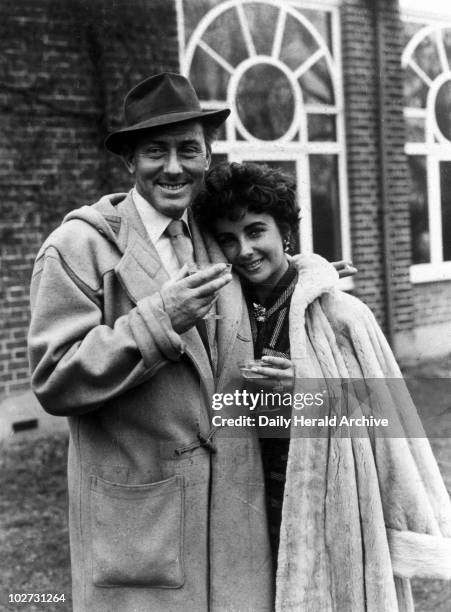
[215,211,289,290]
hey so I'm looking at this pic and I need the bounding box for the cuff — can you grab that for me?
[133,294,185,365]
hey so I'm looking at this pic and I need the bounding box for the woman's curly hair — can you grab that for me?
[193,162,300,249]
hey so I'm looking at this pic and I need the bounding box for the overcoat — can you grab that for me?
[28,192,273,612]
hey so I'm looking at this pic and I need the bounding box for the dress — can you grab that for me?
[243,263,297,570]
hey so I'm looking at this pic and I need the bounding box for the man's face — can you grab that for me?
[124,121,211,219]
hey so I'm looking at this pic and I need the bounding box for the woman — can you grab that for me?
[193,162,451,612]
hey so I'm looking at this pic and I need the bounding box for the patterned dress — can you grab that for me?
[243,262,298,571]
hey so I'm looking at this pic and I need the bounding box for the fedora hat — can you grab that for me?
[105,72,230,155]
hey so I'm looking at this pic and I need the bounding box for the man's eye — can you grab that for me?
[181,147,200,157]
[142,147,164,156]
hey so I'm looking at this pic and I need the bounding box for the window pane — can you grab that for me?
[444,29,451,67]
[236,64,295,140]
[242,2,279,56]
[298,57,334,105]
[404,65,429,108]
[405,116,425,143]
[280,13,319,71]
[310,155,341,261]
[440,161,451,261]
[183,0,224,46]
[298,8,333,53]
[190,48,229,100]
[307,114,336,141]
[202,6,248,67]
[407,156,429,264]
[413,34,442,82]
[435,81,451,141]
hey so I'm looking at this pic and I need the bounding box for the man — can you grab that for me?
[28,72,274,612]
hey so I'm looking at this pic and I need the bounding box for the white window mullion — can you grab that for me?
[428,156,443,263]
[297,155,313,253]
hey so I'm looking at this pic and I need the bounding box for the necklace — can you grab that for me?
[252,302,266,323]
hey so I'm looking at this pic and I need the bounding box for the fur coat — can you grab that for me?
[276,254,451,612]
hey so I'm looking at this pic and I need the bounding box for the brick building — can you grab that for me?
[0,0,450,402]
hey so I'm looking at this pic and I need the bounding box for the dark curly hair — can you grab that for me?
[193,162,300,250]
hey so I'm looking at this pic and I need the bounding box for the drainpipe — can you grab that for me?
[374,0,395,347]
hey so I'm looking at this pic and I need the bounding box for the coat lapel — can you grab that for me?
[189,212,219,372]
[114,192,169,301]
[108,193,214,387]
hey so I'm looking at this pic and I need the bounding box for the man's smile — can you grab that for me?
[157,182,189,192]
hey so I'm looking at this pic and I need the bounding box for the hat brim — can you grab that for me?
[105,108,230,155]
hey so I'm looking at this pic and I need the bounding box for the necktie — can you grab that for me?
[166,220,212,361]
[166,219,194,268]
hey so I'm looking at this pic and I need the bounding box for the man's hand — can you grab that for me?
[332,260,358,278]
[160,263,232,333]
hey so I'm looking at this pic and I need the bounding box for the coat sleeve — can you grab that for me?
[28,248,185,416]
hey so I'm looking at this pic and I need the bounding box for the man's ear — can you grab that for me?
[122,146,136,174]
[205,149,211,170]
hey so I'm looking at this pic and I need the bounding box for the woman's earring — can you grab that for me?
[283,237,291,253]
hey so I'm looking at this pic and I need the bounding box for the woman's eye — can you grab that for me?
[249,229,264,238]
[217,236,235,247]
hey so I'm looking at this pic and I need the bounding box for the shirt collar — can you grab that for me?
[132,187,190,243]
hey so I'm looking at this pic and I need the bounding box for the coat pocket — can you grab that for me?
[89,474,184,588]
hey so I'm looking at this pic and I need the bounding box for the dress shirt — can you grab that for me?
[132,187,192,278]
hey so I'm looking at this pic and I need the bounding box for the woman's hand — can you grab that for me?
[332,260,358,278]
[249,356,295,392]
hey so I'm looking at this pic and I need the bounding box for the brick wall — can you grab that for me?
[413,281,451,327]
[0,0,179,399]
[378,0,415,335]
[341,0,414,337]
[341,0,386,327]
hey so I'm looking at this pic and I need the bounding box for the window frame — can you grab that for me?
[402,8,451,283]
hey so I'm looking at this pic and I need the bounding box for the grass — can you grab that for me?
[0,355,450,611]
[0,433,71,611]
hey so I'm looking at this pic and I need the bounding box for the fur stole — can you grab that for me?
[275,254,451,612]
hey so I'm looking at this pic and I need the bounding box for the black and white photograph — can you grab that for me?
[1,0,451,610]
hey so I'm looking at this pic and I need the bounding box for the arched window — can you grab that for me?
[177,0,350,268]
[402,17,451,282]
